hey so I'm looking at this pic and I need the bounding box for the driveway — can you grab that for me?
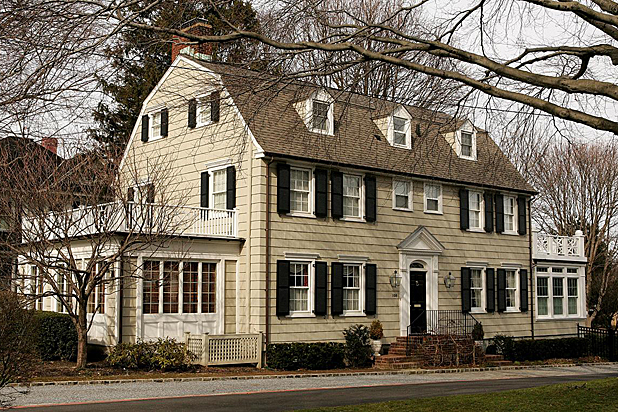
[7,364,618,411]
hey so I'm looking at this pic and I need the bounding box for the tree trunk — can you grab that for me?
[75,305,88,369]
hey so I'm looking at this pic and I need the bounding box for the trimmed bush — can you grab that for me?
[266,342,345,371]
[343,324,373,368]
[493,335,588,362]
[32,311,77,361]
[106,338,194,371]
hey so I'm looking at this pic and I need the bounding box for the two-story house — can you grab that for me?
[19,20,587,356]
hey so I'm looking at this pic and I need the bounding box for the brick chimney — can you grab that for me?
[171,18,213,62]
[41,137,58,154]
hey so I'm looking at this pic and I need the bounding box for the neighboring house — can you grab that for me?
[17,21,587,350]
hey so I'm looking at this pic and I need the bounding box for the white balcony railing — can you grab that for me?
[21,201,238,241]
[532,229,586,262]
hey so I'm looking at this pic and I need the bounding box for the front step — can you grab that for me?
[485,354,513,367]
[374,354,420,370]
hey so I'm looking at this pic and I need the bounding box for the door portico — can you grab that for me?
[397,226,445,336]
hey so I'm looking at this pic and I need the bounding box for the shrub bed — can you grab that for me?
[106,338,194,371]
[32,311,77,361]
[493,335,588,362]
[266,342,345,370]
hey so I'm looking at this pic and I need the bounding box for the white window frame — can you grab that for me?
[388,106,412,149]
[469,267,486,313]
[342,173,364,220]
[456,124,477,160]
[289,166,314,217]
[503,195,518,234]
[504,268,520,312]
[424,182,443,214]
[535,266,585,320]
[468,190,484,231]
[205,162,232,210]
[392,179,413,211]
[287,259,315,318]
[306,89,334,135]
[196,94,213,128]
[149,109,164,142]
[342,263,365,316]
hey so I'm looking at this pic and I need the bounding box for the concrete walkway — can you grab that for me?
[5,363,618,410]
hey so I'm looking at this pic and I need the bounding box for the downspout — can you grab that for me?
[245,148,254,334]
[118,251,124,344]
[528,197,534,339]
[265,157,274,348]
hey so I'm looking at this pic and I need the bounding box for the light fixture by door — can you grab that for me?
[389,270,402,289]
[443,272,455,289]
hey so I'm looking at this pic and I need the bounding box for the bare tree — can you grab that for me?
[0,137,192,368]
[531,141,618,324]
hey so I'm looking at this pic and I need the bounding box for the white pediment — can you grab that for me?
[397,225,445,255]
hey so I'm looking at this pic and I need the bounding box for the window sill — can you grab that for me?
[458,155,477,161]
[308,127,334,136]
[195,121,214,128]
[424,210,443,215]
[341,311,366,317]
[504,308,520,313]
[286,312,316,318]
[340,216,366,223]
[287,212,316,219]
[393,207,413,212]
[144,136,164,143]
[470,309,486,314]
[467,228,485,233]
[502,231,519,236]
[392,143,411,150]
[536,315,585,321]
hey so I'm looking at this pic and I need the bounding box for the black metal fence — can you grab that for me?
[408,310,480,337]
[577,324,617,361]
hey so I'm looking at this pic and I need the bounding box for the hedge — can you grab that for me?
[106,338,194,371]
[266,342,345,370]
[33,311,78,361]
[495,336,588,362]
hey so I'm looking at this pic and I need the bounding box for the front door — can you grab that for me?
[409,269,427,334]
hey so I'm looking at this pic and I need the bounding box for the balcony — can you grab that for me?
[532,229,586,262]
[22,201,239,241]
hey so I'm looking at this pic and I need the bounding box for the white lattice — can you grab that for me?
[567,237,579,256]
[184,332,262,367]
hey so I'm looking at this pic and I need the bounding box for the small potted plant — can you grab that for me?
[369,319,384,356]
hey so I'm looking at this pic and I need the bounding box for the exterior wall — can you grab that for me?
[225,259,237,334]
[121,257,138,343]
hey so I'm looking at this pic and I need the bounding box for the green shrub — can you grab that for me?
[32,311,77,361]
[266,342,345,370]
[106,338,193,371]
[343,324,372,368]
[493,335,587,362]
[369,320,384,340]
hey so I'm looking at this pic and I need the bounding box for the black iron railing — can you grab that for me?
[578,324,617,361]
[405,310,480,356]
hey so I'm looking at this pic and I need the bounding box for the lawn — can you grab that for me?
[303,377,618,412]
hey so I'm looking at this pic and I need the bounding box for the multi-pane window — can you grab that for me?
[151,111,162,139]
[212,170,227,209]
[552,276,564,316]
[144,260,217,315]
[31,266,43,310]
[470,269,483,310]
[56,269,68,313]
[143,261,160,314]
[504,196,516,232]
[183,262,199,313]
[289,262,310,312]
[424,183,441,213]
[393,116,408,146]
[343,174,361,218]
[202,262,217,313]
[567,277,578,315]
[469,191,482,229]
[290,168,311,213]
[197,99,211,126]
[505,270,517,310]
[312,100,329,131]
[537,276,549,316]
[393,180,411,210]
[461,131,473,157]
[343,264,361,312]
[88,271,107,315]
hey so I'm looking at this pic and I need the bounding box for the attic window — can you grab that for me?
[456,126,477,160]
[461,131,473,157]
[387,106,411,149]
[312,100,329,132]
[393,117,408,147]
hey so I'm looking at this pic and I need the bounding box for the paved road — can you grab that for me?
[8,364,618,411]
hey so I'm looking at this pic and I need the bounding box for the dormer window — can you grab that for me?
[455,122,477,160]
[384,106,412,149]
[393,117,408,147]
[461,131,473,157]
[312,100,329,132]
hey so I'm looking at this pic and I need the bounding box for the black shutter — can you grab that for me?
[520,269,529,312]
[276,260,290,316]
[497,268,507,312]
[314,169,328,218]
[226,166,236,209]
[365,264,377,315]
[331,262,343,315]
[141,115,149,142]
[461,267,471,313]
[331,171,343,219]
[161,108,169,137]
[277,163,290,214]
[517,196,527,235]
[486,268,495,312]
[146,183,155,203]
[484,192,494,233]
[200,172,209,208]
[188,99,197,129]
[127,187,135,202]
[211,91,220,122]
[314,262,327,316]
[364,175,377,222]
[495,193,504,234]
[459,189,469,230]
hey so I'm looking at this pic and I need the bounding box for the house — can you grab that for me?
[16,20,587,355]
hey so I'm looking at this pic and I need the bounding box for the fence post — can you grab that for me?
[609,329,616,362]
[257,332,263,369]
[202,333,209,366]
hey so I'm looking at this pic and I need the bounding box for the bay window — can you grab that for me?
[535,266,584,319]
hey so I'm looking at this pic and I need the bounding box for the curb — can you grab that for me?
[12,362,618,388]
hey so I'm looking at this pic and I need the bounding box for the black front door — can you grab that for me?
[409,270,427,334]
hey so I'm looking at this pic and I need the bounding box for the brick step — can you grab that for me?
[484,354,505,361]
[374,361,420,370]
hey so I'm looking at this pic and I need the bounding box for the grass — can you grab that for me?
[303,377,618,412]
